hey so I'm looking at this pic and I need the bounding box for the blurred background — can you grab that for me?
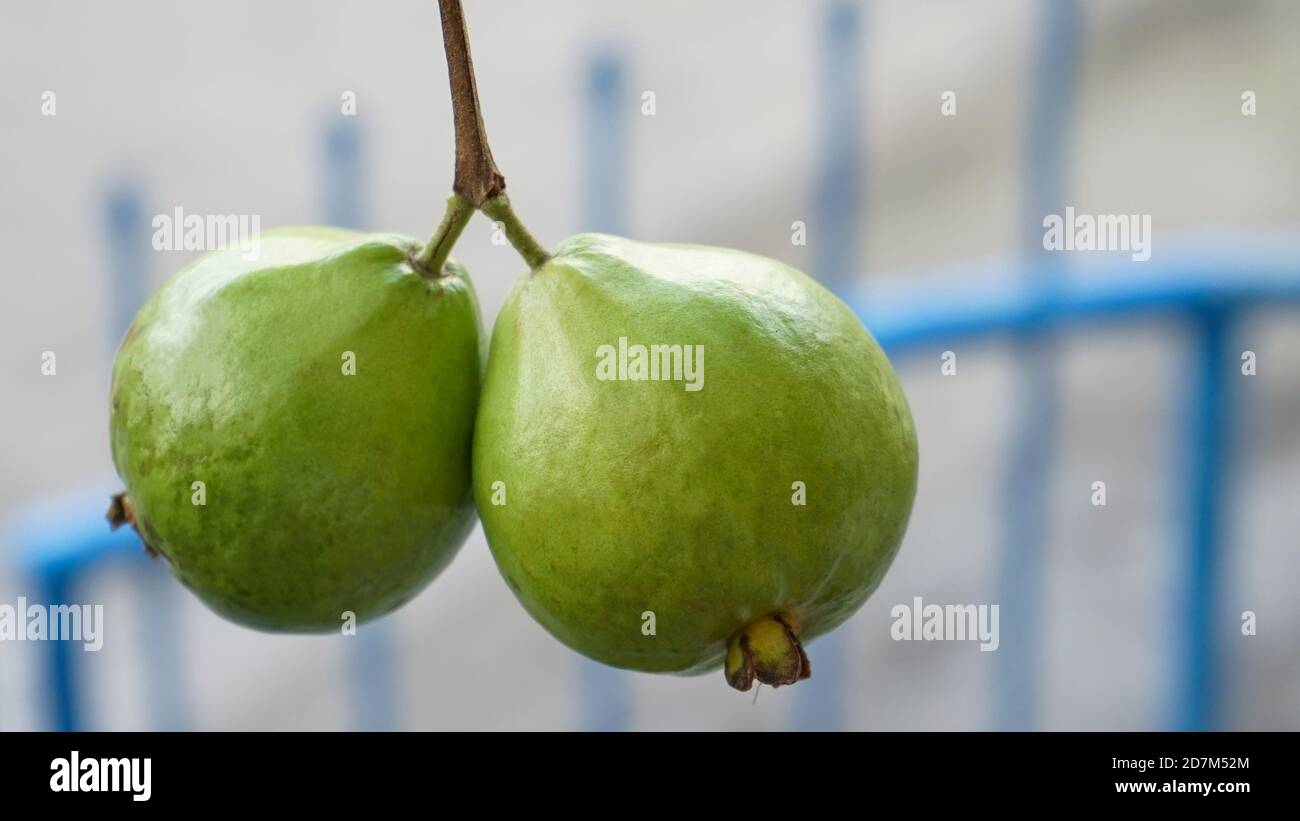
[1,0,1297,731]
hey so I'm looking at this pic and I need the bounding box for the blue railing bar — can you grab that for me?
[811,0,864,294]
[11,486,139,730]
[577,51,635,732]
[791,0,863,731]
[14,499,143,714]
[846,252,1300,355]
[107,185,190,732]
[996,339,1054,730]
[994,0,1081,730]
[27,183,177,731]
[324,119,364,231]
[107,186,148,338]
[16,482,202,736]
[1175,309,1233,730]
[324,116,399,732]
[38,571,78,731]
[585,53,627,235]
[348,611,400,732]
[19,186,147,729]
[1019,0,1080,248]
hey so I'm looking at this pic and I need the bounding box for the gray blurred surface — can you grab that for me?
[1,0,1297,730]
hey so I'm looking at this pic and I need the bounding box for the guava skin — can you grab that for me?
[473,233,918,678]
[110,227,484,631]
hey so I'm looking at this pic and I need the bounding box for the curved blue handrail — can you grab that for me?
[849,241,1300,356]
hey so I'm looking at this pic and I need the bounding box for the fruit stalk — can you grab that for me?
[438,0,504,206]
[480,196,550,269]
[437,0,550,269]
[413,193,474,276]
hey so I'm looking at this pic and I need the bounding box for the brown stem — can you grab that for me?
[480,195,551,270]
[439,0,506,207]
[413,193,474,276]
[437,0,551,269]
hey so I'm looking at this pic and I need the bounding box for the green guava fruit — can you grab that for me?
[109,227,484,631]
[473,233,918,689]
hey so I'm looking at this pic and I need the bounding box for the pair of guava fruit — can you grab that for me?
[110,219,918,689]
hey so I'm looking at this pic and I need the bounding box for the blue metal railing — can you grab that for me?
[996,0,1080,731]
[107,186,191,732]
[324,116,401,732]
[577,50,636,732]
[789,0,865,732]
